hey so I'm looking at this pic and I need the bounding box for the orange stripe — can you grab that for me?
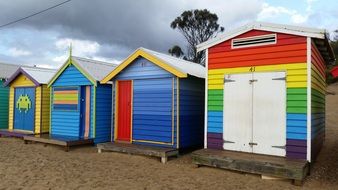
[54,90,78,94]
[84,86,90,138]
[54,100,78,105]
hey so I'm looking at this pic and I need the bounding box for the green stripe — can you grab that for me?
[54,96,78,101]
[207,88,308,113]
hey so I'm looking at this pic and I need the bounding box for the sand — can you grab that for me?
[1,84,338,190]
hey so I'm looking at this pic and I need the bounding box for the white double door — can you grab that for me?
[223,72,286,157]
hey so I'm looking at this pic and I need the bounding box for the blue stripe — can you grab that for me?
[287,113,307,120]
[53,104,78,110]
[287,133,307,140]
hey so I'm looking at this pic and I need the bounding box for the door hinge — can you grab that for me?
[223,140,235,143]
[249,79,257,84]
[272,77,286,81]
[271,145,286,149]
[224,79,235,83]
[249,142,258,146]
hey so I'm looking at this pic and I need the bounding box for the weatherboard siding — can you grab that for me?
[207,30,308,159]
[41,85,50,133]
[311,41,326,161]
[0,80,9,129]
[179,76,204,149]
[53,64,92,86]
[113,58,178,148]
[115,57,173,80]
[51,65,94,138]
[34,86,42,134]
[95,84,112,143]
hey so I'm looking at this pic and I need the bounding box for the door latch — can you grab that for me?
[271,145,286,149]
[249,79,257,84]
[249,142,258,146]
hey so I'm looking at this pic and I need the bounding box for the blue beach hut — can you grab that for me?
[48,56,117,143]
[101,47,205,150]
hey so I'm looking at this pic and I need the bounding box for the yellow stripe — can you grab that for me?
[8,88,14,130]
[208,63,308,89]
[114,81,118,141]
[35,87,41,134]
[101,49,187,83]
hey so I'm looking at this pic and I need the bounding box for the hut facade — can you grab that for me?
[197,22,334,162]
[3,67,56,134]
[101,48,205,149]
[48,56,117,143]
[0,63,19,129]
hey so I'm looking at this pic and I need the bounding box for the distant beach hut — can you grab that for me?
[98,48,205,162]
[330,66,338,78]
[0,63,20,129]
[0,67,56,137]
[46,56,117,144]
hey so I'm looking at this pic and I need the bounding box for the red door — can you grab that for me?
[117,81,132,142]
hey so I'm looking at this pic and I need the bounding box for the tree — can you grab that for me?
[168,45,185,59]
[169,9,224,65]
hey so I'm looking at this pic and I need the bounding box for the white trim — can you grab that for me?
[204,49,208,149]
[231,34,277,49]
[197,22,326,52]
[306,37,312,162]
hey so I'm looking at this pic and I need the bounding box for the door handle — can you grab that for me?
[249,142,258,146]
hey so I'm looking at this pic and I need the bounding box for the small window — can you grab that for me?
[232,34,277,49]
[53,87,79,111]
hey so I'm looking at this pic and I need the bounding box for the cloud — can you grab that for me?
[8,48,32,56]
[0,0,262,66]
[258,3,308,24]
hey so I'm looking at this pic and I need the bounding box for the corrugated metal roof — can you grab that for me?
[72,56,118,81]
[21,67,57,84]
[140,48,205,78]
[0,62,20,79]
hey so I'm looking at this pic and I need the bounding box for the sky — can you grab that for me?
[0,0,337,68]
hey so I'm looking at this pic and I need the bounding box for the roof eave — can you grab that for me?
[197,22,326,52]
[3,68,40,87]
[101,48,188,84]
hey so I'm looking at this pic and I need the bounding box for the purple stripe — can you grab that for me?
[286,145,307,153]
[287,152,306,160]
[207,132,223,149]
[207,132,223,139]
[287,139,307,147]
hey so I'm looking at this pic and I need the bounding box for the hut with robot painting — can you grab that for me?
[191,22,335,184]
[0,66,56,137]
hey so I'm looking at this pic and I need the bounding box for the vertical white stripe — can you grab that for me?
[111,82,114,142]
[204,49,208,149]
[306,37,312,162]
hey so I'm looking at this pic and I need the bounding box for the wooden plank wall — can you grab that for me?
[310,41,326,161]
[207,30,308,160]
[0,80,9,129]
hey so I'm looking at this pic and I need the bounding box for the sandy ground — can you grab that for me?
[1,85,338,190]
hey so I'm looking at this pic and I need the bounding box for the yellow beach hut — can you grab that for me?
[0,67,56,137]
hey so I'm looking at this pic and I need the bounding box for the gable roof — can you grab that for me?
[48,56,118,87]
[0,62,20,79]
[101,47,205,83]
[197,22,335,63]
[4,67,57,86]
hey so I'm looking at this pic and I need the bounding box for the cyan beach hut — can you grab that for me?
[0,63,19,129]
[101,48,205,150]
[48,56,117,143]
[2,67,56,136]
